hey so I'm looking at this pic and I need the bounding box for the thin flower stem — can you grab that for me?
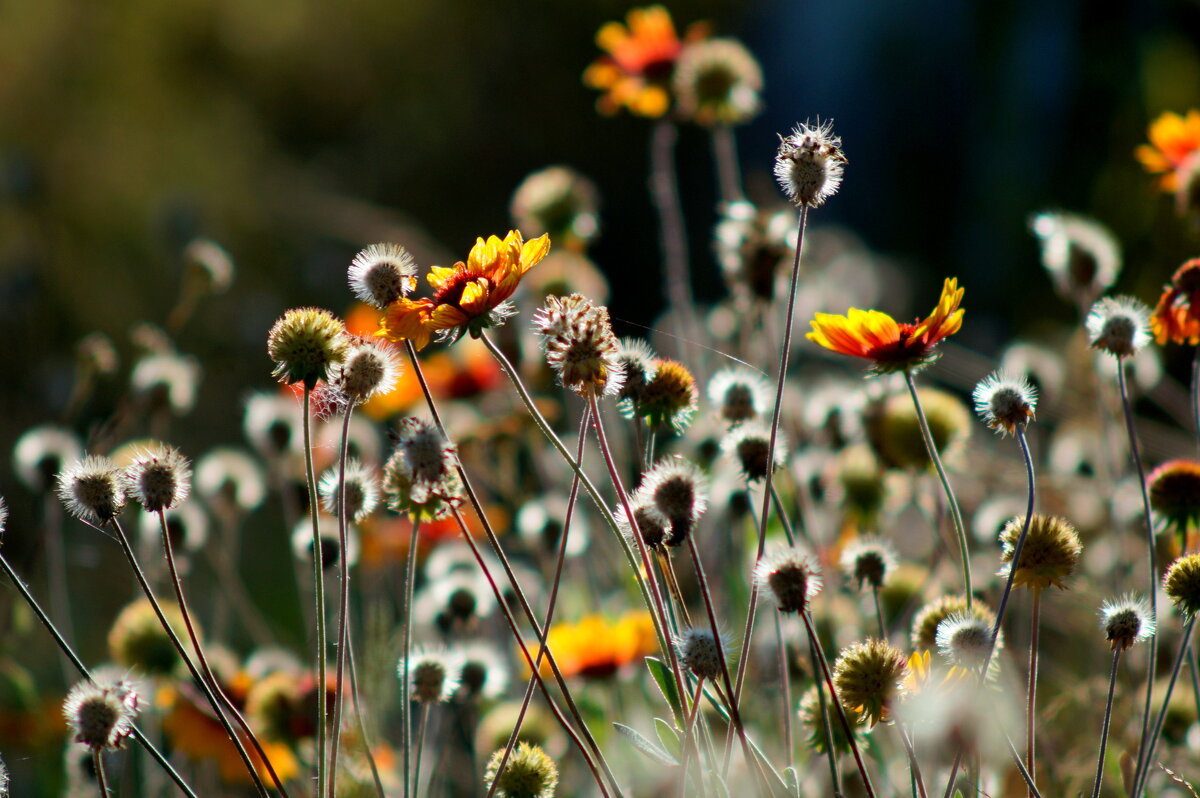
[328,408,354,798]
[942,750,964,798]
[401,519,421,798]
[157,511,289,797]
[1117,360,1158,794]
[42,496,75,684]
[0,551,198,798]
[93,749,109,798]
[346,632,386,798]
[773,611,793,768]
[810,644,841,794]
[1091,648,1122,798]
[768,482,799,546]
[801,609,877,798]
[650,119,699,359]
[677,677,708,798]
[1133,615,1197,798]
[904,368,971,608]
[412,703,430,798]
[898,726,928,798]
[711,125,745,204]
[487,408,590,798]
[983,427,1036,671]
[302,387,329,798]
[1003,730,1043,798]
[1027,589,1042,797]
[1192,346,1200,450]
[872,586,886,640]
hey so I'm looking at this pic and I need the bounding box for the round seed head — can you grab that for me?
[318,459,380,522]
[131,353,202,415]
[532,294,625,397]
[624,359,698,435]
[1029,212,1121,303]
[832,638,908,727]
[615,500,670,551]
[935,612,999,671]
[57,455,126,524]
[754,547,822,614]
[910,595,994,651]
[1164,553,1200,616]
[122,446,191,512]
[348,243,418,308]
[331,337,402,405]
[972,371,1037,436]
[614,338,658,404]
[634,456,708,547]
[108,598,192,677]
[63,679,140,751]
[484,741,559,798]
[13,424,83,493]
[266,307,348,388]
[382,417,463,521]
[674,626,729,681]
[1149,459,1200,532]
[400,648,460,704]
[1086,296,1152,358]
[194,447,266,514]
[840,536,898,590]
[714,200,796,302]
[774,119,847,208]
[999,513,1082,591]
[707,367,771,425]
[243,392,303,458]
[1099,593,1155,650]
[291,515,358,571]
[720,422,787,482]
[672,37,763,127]
[509,165,600,247]
[455,643,510,700]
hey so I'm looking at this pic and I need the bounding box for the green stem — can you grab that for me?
[93,748,109,798]
[328,408,354,797]
[811,643,841,794]
[302,387,329,798]
[1134,616,1196,798]
[401,520,420,798]
[773,611,793,768]
[1091,648,1122,798]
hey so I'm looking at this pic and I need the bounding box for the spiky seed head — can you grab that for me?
[484,741,559,798]
[318,459,380,522]
[614,338,658,404]
[1149,459,1200,532]
[754,547,823,613]
[1086,296,1152,358]
[131,353,202,415]
[707,367,771,426]
[291,515,358,571]
[624,359,698,435]
[455,643,510,700]
[348,243,418,308]
[935,612,998,671]
[840,536,898,590]
[999,513,1082,591]
[972,371,1037,436]
[832,639,907,727]
[721,422,787,482]
[634,456,708,547]
[383,418,463,520]
[13,424,83,493]
[672,38,763,127]
[331,337,402,405]
[122,447,191,513]
[1029,212,1121,302]
[774,120,846,208]
[675,626,728,681]
[266,307,348,389]
[108,598,192,677]
[616,501,670,551]
[1164,553,1200,616]
[532,294,625,397]
[57,455,125,524]
[400,648,460,704]
[63,679,140,751]
[1099,594,1155,650]
[910,595,995,651]
[194,447,266,513]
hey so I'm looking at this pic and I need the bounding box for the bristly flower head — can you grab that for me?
[720,421,787,482]
[807,278,965,374]
[1099,593,1155,650]
[319,459,380,522]
[754,546,822,613]
[122,446,191,513]
[1149,459,1200,534]
[378,230,550,351]
[1151,258,1200,345]
[267,307,349,389]
[484,741,559,798]
[13,424,83,493]
[674,626,730,681]
[330,336,402,406]
[57,455,126,524]
[622,358,698,434]
[972,371,1037,436]
[999,513,1082,591]
[1086,296,1152,358]
[774,119,847,208]
[131,353,202,415]
[707,367,771,426]
[840,536,898,590]
[1029,212,1121,305]
[194,447,266,514]
[348,243,418,309]
[799,684,866,754]
[911,595,994,651]
[454,642,510,700]
[1164,553,1200,616]
[935,612,1000,672]
[615,498,671,551]
[399,647,460,704]
[832,638,908,727]
[63,678,140,751]
[614,338,658,405]
[510,166,600,249]
[382,417,463,520]
[633,456,708,547]
[672,37,763,127]
[533,293,625,397]
[715,200,796,302]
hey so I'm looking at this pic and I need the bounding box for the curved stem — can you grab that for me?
[1134,616,1196,798]
[1026,590,1042,796]
[984,427,1036,671]
[401,519,421,798]
[328,408,354,797]
[302,387,329,798]
[412,703,430,798]
[904,369,971,608]
[1091,648,1122,798]
[811,641,840,794]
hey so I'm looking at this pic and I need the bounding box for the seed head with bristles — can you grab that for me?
[615,499,671,552]
[399,647,460,704]
[1149,459,1200,533]
[122,447,191,513]
[484,741,559,798]
[614,338,658,404]
[318,459,380,522]
[754,546,822,614]
[840,536,898,590]
[674,626,730,681]
[348,243,418,309]
[999,513,1082,591]
[1164,553,1200,616]
[383,417,463,521]
[633,456,708,547]
[13,424,83,493]
[57,455,126,524]
[935,612,1001,672]
[910,595,995,651]
[623,359,698,435]
[63,678,140,751]
[774,119,847,208]
[707,367,771,426]
[1099,593,1155,650]
[1086,296,1152,358]
[672,38,763,127]
[972,371,1037,436]
[532,293,625,397]
[832,638,907,727]
[721,421,787,482]
[266,307,348,389]
[330,337,402,406]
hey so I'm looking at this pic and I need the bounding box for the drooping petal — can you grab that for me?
[519,233,551,273]
[379,298,436,351]
[458,278,491,315]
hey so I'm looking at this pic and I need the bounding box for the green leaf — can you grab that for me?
[783,767,801,796]
[645,656,683,720]
[612,722,677,766]
[654,717,682,762]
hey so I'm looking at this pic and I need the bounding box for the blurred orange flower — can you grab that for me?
[526,611,657,679]
[1151,258,1200,345]
[1135,109,1200,192]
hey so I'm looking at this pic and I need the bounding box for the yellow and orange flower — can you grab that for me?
[525,611,657,679]
[378,230,549,351]
[583,5,709,118]
[1151,258,1200,345]
[1136,109,1200,192]
[806,278,965,373]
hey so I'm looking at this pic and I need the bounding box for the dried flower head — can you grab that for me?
[910,595,994,651]
[614,338,658,405]
[63,679,140,751]
[13,424,83,493]
[774,120,847,208]
[455,643,510,700]
[400,648,460,704]
[1164,553,1200,616]
[131,353,202,415]
[291,515,358,572]
[1099,594,1155,650]
[634,456,708,547]
[935,612,1000,671]
[754,546,822,614]
[318,459,380,522]
[194,447,266,514]
[615,499,671,551]
[674,626,729,681]
[720,422,787,483]
[182,237,234,295]
[1151,258,1200,345]
[330,337,402,405]
[972,371,1037,436]
[108,598,190,677]
[1149,459,1200,533]
[867,387,971,470]
[510,166,600,248]
[798,684,866,754]
[267,307,349,388]
[1086,296,1152,358]
[382,417,463,520]
[707,367,771,426]
[672,37,763,127]
[57,455,126,524]
[1029,212,1121,304]
[832,638,908,727]
[622,358,698,434]
[484,741,559,798]
[243,392,303,458]
[123,447,191,513]
[348,243,418,309]
[840,536,898,590]
[999,513,1082,591]
[533,294,625,397]
[516,496,590,558]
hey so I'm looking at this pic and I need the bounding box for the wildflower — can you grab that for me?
[832,639,908,726]
[615,499,671,551]
[348,243,417,309]
[798,685,867,754]
[455,643,510,700]
[1135,109,1200,192]
[379,230,550,351]
[583,5,708,118]
[291,515,358,572]
[673,626,727,680]
[807,278,964,373]
[672,38,762,127]
[108,598,190,677]
[999,513,1082,591]
[1149,459,1200,537]
[774,120,847,208]
[707,367,771,425]
[194,448,266,514]
[57,455,125,524]
[267,307,348,388]
[131,353,202,415]
[614,338,658,405]
[622,358,698,434]
[510,166,600,248]
[1100,594,1155,651]
[123,447,191,513]
[532,293,625,397]
[63,679,140,751]
[910,595,994,651]
[935,612,999,671]
[1086,296,1152,358]
[1029,212,1121,304]
[12,424,82,493]
[516,495,590,558]
[840,536,898,590]
[634,456,708,546]
[754,546,822,614]
[866,387,971,470]
[972,371,1037,436]
[531,611,657,679]
[382,417,463,520]
[318,459,380,522]
[243,392,303,458]
[181,237,234,295]
[1151,258,1200,345]
[1164,553,1200,616]
[330,337,402,406]
[484,742,558,798]
[399,648,460,704]
[714,200,796,302]
[721,421,787,482]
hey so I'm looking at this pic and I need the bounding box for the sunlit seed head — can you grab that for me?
[57,455,125,524]
[63,679,140,751]
[318,459,380,522]
[1099,593,1155,650]
[243,392,303,458]
[1164,553,1200,616]
[510,166,600,247]
[832,639,907,727]
[1086,296,1152,358]
[935,612,998,670]
[720,422,786,482]
[999,514,1082,591]
[707,367,771,425]
[616,500,670,551]
[348,243,417,308]
[484,741,559,798]
[972,371,1037,436]
[382,418,463,520]
[123,446,191,513]
[13,424,83,493]
[628,359,698,435]
[532,294,625,397]
[614,338,658,404]
[911,595,995,651]
[1029,212,1120,302]
[635,456,708,547]
[675,626,729,681]
[291,515,358,572]
[131,353,202,415]
[840,536,898,590]
[774,119,846,208]
[754,546,822,613]
[454,642,510,700]
[332,337,402,405]
[194,447,266,514]
[266,307,349,389]
[399,648,460,704]
[672,38,764,127]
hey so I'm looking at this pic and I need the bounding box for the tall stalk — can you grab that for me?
[328,408,354,797]
[1091,648,1122,798]
[1133,616,1197,797]
[400,518,421,798]
[302,387,329,798]
[1026,590,1043,796]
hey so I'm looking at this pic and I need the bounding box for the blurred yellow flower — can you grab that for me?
[526,611,657,679]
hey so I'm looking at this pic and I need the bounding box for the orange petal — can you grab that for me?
[458,278,490,315]
[519,233,551,272]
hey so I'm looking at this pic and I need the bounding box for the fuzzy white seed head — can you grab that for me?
[675,626,730,681]
[774,120,847,208]
[1086,296,1152,358]
[972,371,1038,436]
[1099,593,1155,650]
[754,547,823,613]
[348,243,418,308]
[123,447,192,513]
[57,455,126,524]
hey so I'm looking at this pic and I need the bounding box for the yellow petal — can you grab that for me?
[459,278,490,314]
[427,265,458,290]
[519,233,551,272]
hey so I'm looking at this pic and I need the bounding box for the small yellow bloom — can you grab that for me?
[1136,109,1200,192]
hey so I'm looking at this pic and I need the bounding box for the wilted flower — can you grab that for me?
[348,243,417,309]
[774,120,847,208]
